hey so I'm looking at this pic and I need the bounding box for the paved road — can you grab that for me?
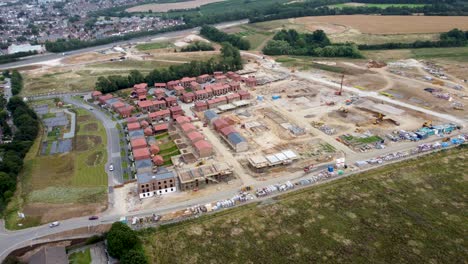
[0,20,248,70]
[62,96,123,186]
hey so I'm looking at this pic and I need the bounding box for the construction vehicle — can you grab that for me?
[442,137,450,142]
[335,74,345,96]
[423,120,433,128]
[373,113,384,125]
[303,164,314,173]
[338,107,349,113]
[241,186,252,192]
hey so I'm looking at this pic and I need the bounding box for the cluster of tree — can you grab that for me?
[200,25,250,50]
[106,222,148,264]
[180,41,215,52]
[0,96,39,213]
[263,29,362,58]
[0,51,37,64]
[359,28,468,50]
[249,2,468,23]
[10,70,23,95]
[97,43,242,93]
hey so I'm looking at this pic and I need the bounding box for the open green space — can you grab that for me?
[135,41,173,51]
[332,3,426,9]
[140,146,468,263]
[275,56,349,73]
[4,108,107,229]
[69,248,92,264]
[231,25,274,50]
[363,46,468,62]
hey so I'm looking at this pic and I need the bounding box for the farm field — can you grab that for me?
[135,41,174,51]
[140,146,468,263]
[126,0,225,12]
[4,107,108,229]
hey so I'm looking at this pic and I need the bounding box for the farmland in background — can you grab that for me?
[140,146,467,263]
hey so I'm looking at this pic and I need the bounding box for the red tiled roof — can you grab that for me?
[152,155,164,165]
[133,148,151,160]
[126,117,138,123]
[113,101,125,109]
[154,123,169,131]
[138,100,153,108]
[92,91,102,96]
[181,123,196,133]
[148,109,170,118]
[194,140,212,151]
[195,90,207,95]
[127,122,141,131]
[131,138,147,149]
[195,101,207,106]
[220,126,236,137]
[213,118,229,130]
[134,83,148,89]
[174,85,185,91]
[187,131,204,142]
[176,116,190,124]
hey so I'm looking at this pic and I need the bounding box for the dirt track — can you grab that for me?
[294,15,468,34]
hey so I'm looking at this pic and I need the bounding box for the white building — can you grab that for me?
[7,43,45,54]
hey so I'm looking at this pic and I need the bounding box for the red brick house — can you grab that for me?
[197,74,210,83]
[167,80,180,90]
[127,122,141,131]
[220,126,236,137]
[134,83,148,90]
[144,127,153,136]
[98,94,113,105]
[131,138,147,149]
[229,81,240,91]
[152,155,164,166]
[194,140,213,158]
[117,106,134,118]
[244,76,257,87]
[213,71,223,77]
[226,93,240,103]
[181,123,196,134]
[212,84,230,96]
[153,100,167,110]
[213,118,229,132]
[204,86,214,98]
[217,96,227,105]
[194,101,208,112]
[180,77,196,88]
[190,81,201,91]
[195,90,209,101]
[164,96,178,107]
[138,100,155,113]
[169,106,183,117]
[138,95,147,101]
[187,131,204,144]
[150,144,160,155]
[154,83,166,89]
[154,123,168,133]
[181,92,195,103]
[238,90,251,100]
[92,91,102,100]
[148,109,171,122]
[132,88,147,98]
[173,85,185,96]
[133,148,151,161]
[140,120,149,128]
[176,116,190,126]
[112,101,125,111]
[227,72,241,82]
[207,99,218,109]
[154,88,166,99]
[215,75,227,83]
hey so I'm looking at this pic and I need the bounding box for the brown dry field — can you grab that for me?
[294,15,468,34]
[127,0,224,12]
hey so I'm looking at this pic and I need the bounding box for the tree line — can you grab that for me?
[10,70,23,95]
[359,28,468,50]
[200,25,250,50]
[263,29,362,58]
[0,95,40,213]
[180,41,215,52]
[96,43,242,93]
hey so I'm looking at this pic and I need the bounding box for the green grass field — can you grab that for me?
[363,46,468,62]
[140,146,468,263]
[231,25,274,50]
[4,107,107,229]
[332,3,426,8]
[135,41,173,51]
[69,248,91,264]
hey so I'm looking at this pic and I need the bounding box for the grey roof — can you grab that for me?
[227,132,246,145]
[135,159,152,169]
[43,115,68,128]
[105,98,120,105]
[129,129,145,139]
[33,104,49,115]
[29,246,67,264]
[204,110,219,121]
[137,168,175,184]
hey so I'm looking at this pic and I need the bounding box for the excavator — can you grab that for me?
[423,120,433,128]
[338,107,349,113]
[373,113,384,125]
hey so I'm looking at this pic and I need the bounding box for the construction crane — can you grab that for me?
[335,74,345,96]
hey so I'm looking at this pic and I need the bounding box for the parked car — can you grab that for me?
[49,221,60,228]
[89,216,99,220]
[109,164,114,171]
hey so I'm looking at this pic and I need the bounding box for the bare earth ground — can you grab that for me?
[126,0,224,12]
[293,15,468,34]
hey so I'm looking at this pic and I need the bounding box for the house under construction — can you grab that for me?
[176,162,233,191]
